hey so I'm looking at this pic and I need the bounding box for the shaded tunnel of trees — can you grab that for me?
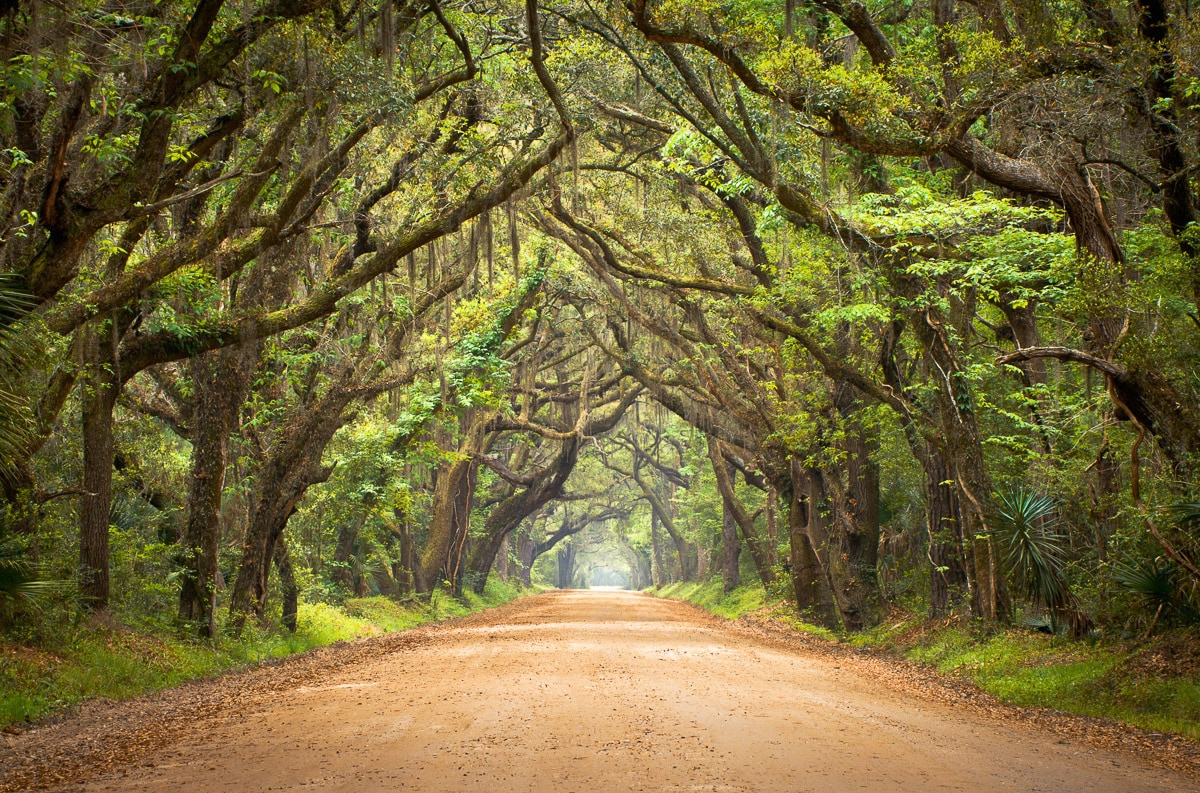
[1,0,1199,639]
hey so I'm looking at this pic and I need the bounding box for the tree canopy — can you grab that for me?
[1,0,1198,640]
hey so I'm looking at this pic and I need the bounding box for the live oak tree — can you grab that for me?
[3,0,1199,642]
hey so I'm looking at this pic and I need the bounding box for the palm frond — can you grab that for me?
[1114,556,1176,604]
[0,273,37,484]
[0,554,66,609]
[1114,555,1199,623]
[1164,503,1200,542]
[991,488,1068,609]
[0,273,35,333]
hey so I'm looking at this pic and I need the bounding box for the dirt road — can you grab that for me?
[6,591,1197,792]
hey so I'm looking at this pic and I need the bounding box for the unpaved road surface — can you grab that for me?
[4,591,1197,792]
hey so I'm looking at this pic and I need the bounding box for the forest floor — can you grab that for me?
[1,590,1195,792]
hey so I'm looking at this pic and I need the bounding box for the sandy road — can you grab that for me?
[15,591,1199,792]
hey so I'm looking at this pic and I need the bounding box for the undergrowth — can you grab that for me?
[649,578,765,619]
[0,578,529,728]
[853,616,1200,741]
[651,579,1200,741]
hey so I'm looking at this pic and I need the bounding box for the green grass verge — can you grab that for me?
[0,578,530,729]
[854,618,1200,741]
[651,580,1200,741]
[649,578,766,619]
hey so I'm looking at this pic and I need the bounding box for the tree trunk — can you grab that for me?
[880,320,971,618]
[925,446,969,616]
[785,460,837,627]
[806,466,865,630]
[464,436,582,594]
[420,416,487,592]
[835,422,883,627]
[517,529,534,586]
[1088,443,1119,562]
[274,538,298,633]
[635,473,696,580]
[650,510,666,587]
[555,542,577,589]
[765,487,779,568]
[178,342,257,638]
[332,517,362,594]
[496,534,510,581]
[708,438,776,588]
[79,321,121,612]
[721,500,741,593]
[393,507,416,595]
[446,455,479,594]
[907,295,1010,623]
[228,388,346,636]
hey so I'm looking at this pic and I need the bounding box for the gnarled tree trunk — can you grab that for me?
[178,341,258,637]
[784,459,837,627]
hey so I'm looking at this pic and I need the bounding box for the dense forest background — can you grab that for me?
[1,0,1199,670]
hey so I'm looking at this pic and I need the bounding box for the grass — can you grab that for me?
[860,618,1200,741]
[649,578,767,619]
[0,577,530,729]
[651,579,1200,742]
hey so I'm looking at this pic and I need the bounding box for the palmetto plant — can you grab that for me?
[1113,556,1176,609]
[993,489,1066,605]
[990,488,1092,636]
[1112,501,1200,629]
[0,552,63,610]
[0,273,35,487]
[1165,502,1200,543]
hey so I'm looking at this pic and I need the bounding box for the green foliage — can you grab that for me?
[988,488,1069,613]
[1113,556,1199,625]
[651,578,767,620]
[899,625,1200,741]
[0,553,64,610]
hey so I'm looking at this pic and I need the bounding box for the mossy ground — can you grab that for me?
[651,579,1200,741]
[0,578,530,728]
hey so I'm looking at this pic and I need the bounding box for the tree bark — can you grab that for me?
[708,437,776,589]
[274,538,298,633]
[332,516,363,595]
[496,534,510,581]
[78,311,132,613]
[79,322,120,613]
[227,383,350,636]
[785,459,838,627]
[721,499,741,593]
[650,510,667,587]
[925,446,969,616]
[420,412,488,592]
[902,281,1009,623]
[178,342,257,637]
[555,541,577,589]
[829,385,883,627]
[516,529,535,586]
[635,472,696,580]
